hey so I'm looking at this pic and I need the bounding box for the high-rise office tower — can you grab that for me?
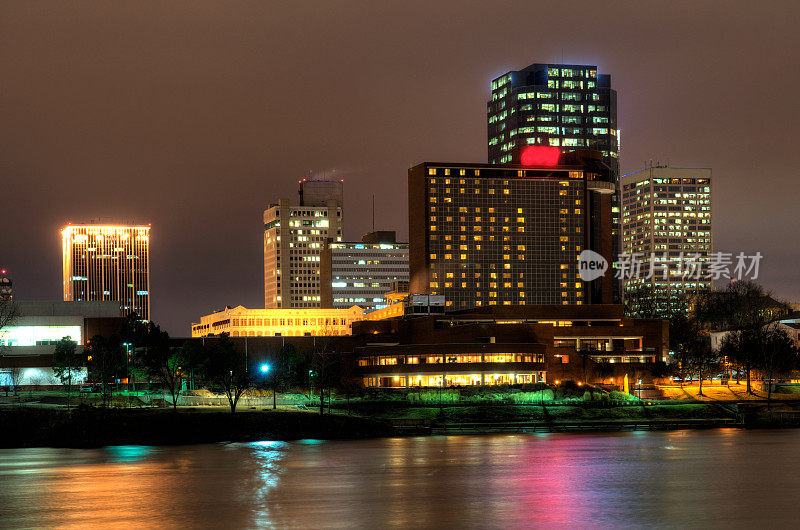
[409,149,615,308]
[487,62,621,300]
[264,179,344,309]
[320,231,409,312]
[487,63,618,168]
[61,224,151,320]
[621,166,713,309]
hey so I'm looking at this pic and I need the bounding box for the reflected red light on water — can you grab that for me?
[520,146,561,167]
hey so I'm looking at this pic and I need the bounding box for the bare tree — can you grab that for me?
[704,282,790,395]
[310,329,341,415]
[53,336,81,408]
[759,324,799,408]
[85,334,125,407]
[0,299,17,333]
[0,300,19,394]
[135,322,189,411]
[206,333,251,413]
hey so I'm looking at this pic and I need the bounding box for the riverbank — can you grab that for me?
[5,397,800,448]
[0,407,394,448]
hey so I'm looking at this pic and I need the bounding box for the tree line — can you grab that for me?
[52,313,356,413]
[625,280,799,401]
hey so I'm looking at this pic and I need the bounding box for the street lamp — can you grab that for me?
[260,364,270,374]
[122,342,133,394]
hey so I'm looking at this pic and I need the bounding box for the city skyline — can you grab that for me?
[2,2,798,334]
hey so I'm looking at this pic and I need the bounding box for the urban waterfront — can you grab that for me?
[2,429,800,528]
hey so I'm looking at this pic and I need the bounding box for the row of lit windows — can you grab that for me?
[231,316,352,327]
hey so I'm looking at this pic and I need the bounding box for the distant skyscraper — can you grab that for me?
[487,62,621,301]
[61,224,151,320]
[409,149,616,308]
[621,166,713,308]
[320,231,409,312]
[264,179,344,309]
[0,268,12,301]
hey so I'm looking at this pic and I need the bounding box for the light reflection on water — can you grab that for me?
[1,429,800,528]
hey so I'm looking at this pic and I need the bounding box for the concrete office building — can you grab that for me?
[263,179,344,309]
[409,149,616,309]
[621,166,713,309]
[320,231,409,312]
[61,224,151,320]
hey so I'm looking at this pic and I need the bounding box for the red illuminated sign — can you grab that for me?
[520,146,561,167]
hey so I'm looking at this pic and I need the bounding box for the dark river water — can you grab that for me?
[2,429,799,528]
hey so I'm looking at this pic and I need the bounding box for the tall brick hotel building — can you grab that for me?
[409,148,615,308]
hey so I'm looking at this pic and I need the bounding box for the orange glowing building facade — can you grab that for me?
[61,224,151,321]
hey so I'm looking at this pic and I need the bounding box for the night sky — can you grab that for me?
[2,1,798,335]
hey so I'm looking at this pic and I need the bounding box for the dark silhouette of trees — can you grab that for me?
[309,334,342,415]
[179,340,209,392]
[0,298,16,332]
[759,324,799,407]
[134,322,185,410]
[703,281,790,394]
[276,343,302,390]
[52,336,80,407]
[85,334,125,406]
[205,333,251,413]
[0,299,19,393]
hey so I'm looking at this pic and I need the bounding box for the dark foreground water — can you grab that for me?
[1,429,799,528]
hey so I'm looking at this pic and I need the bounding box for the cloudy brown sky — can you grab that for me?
[2,1,798,334]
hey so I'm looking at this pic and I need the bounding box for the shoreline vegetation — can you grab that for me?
[4,384,800,448]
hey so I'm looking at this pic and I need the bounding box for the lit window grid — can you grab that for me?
[264,205,342,309]
[621,175,712,296]
[329,244,409,312]
[61,225,150,320]
[191,306,364,337]
[424,170,585,307]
